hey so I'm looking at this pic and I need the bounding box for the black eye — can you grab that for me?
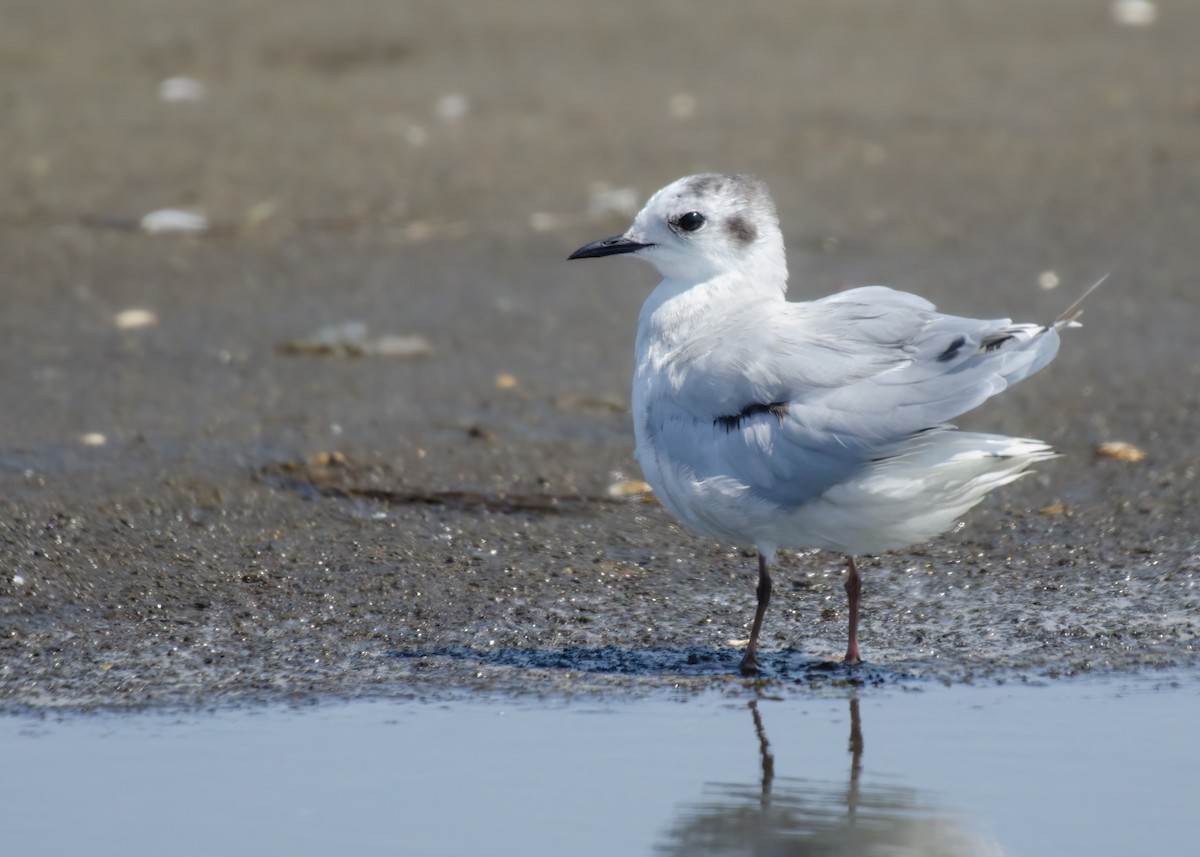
[676,211,706,232]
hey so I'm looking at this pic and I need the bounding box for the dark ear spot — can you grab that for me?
[725,215,757,245]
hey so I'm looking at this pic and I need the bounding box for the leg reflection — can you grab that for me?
[847,694,863,824]
[748,698,774,811]
[655,694,1002,854]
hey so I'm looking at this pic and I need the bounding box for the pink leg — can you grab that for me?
[740,551,773,674]
[844,556,862,664]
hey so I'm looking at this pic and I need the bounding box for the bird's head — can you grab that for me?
[569,173,787,289]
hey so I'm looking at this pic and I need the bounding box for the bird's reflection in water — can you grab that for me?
[655,696,1004,856]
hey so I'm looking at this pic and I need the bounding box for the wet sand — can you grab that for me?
[2,0,1197,710]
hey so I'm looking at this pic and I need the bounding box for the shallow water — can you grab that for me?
[4,673,1196,857]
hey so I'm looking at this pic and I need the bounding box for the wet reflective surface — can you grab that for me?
[4,673,1196,856]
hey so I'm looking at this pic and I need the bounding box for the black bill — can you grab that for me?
[568,235,653,260]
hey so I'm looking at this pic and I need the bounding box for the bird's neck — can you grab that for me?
[639,264,786,348]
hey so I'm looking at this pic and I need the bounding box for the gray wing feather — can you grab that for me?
[655,286,1061,508]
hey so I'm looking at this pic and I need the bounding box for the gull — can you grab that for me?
[569,173,1098,673]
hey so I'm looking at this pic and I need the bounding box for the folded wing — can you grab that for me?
[644,286,1061,510]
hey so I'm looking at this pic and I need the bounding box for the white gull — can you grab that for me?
[570,173,1097,672]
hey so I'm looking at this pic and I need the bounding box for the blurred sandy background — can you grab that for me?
[1,1,1197,706]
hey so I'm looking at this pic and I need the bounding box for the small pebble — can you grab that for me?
[286,321,367,355]
[607,479,652,498]
[158,76,207,103]
[495,372,518,390]
[436,93,469,121]
[140,209,208,234]
[467,424,497,443]
[364,334,432,358]
[115,308,158,329]
[243,199,279,228]
[1112,0,1157,27]
[1096,440,1146,462]
[1038,270,1060,290]
[307,451,349,468]
[80,432,107,446]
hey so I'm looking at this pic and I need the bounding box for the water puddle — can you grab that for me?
[3,673,1196,856]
